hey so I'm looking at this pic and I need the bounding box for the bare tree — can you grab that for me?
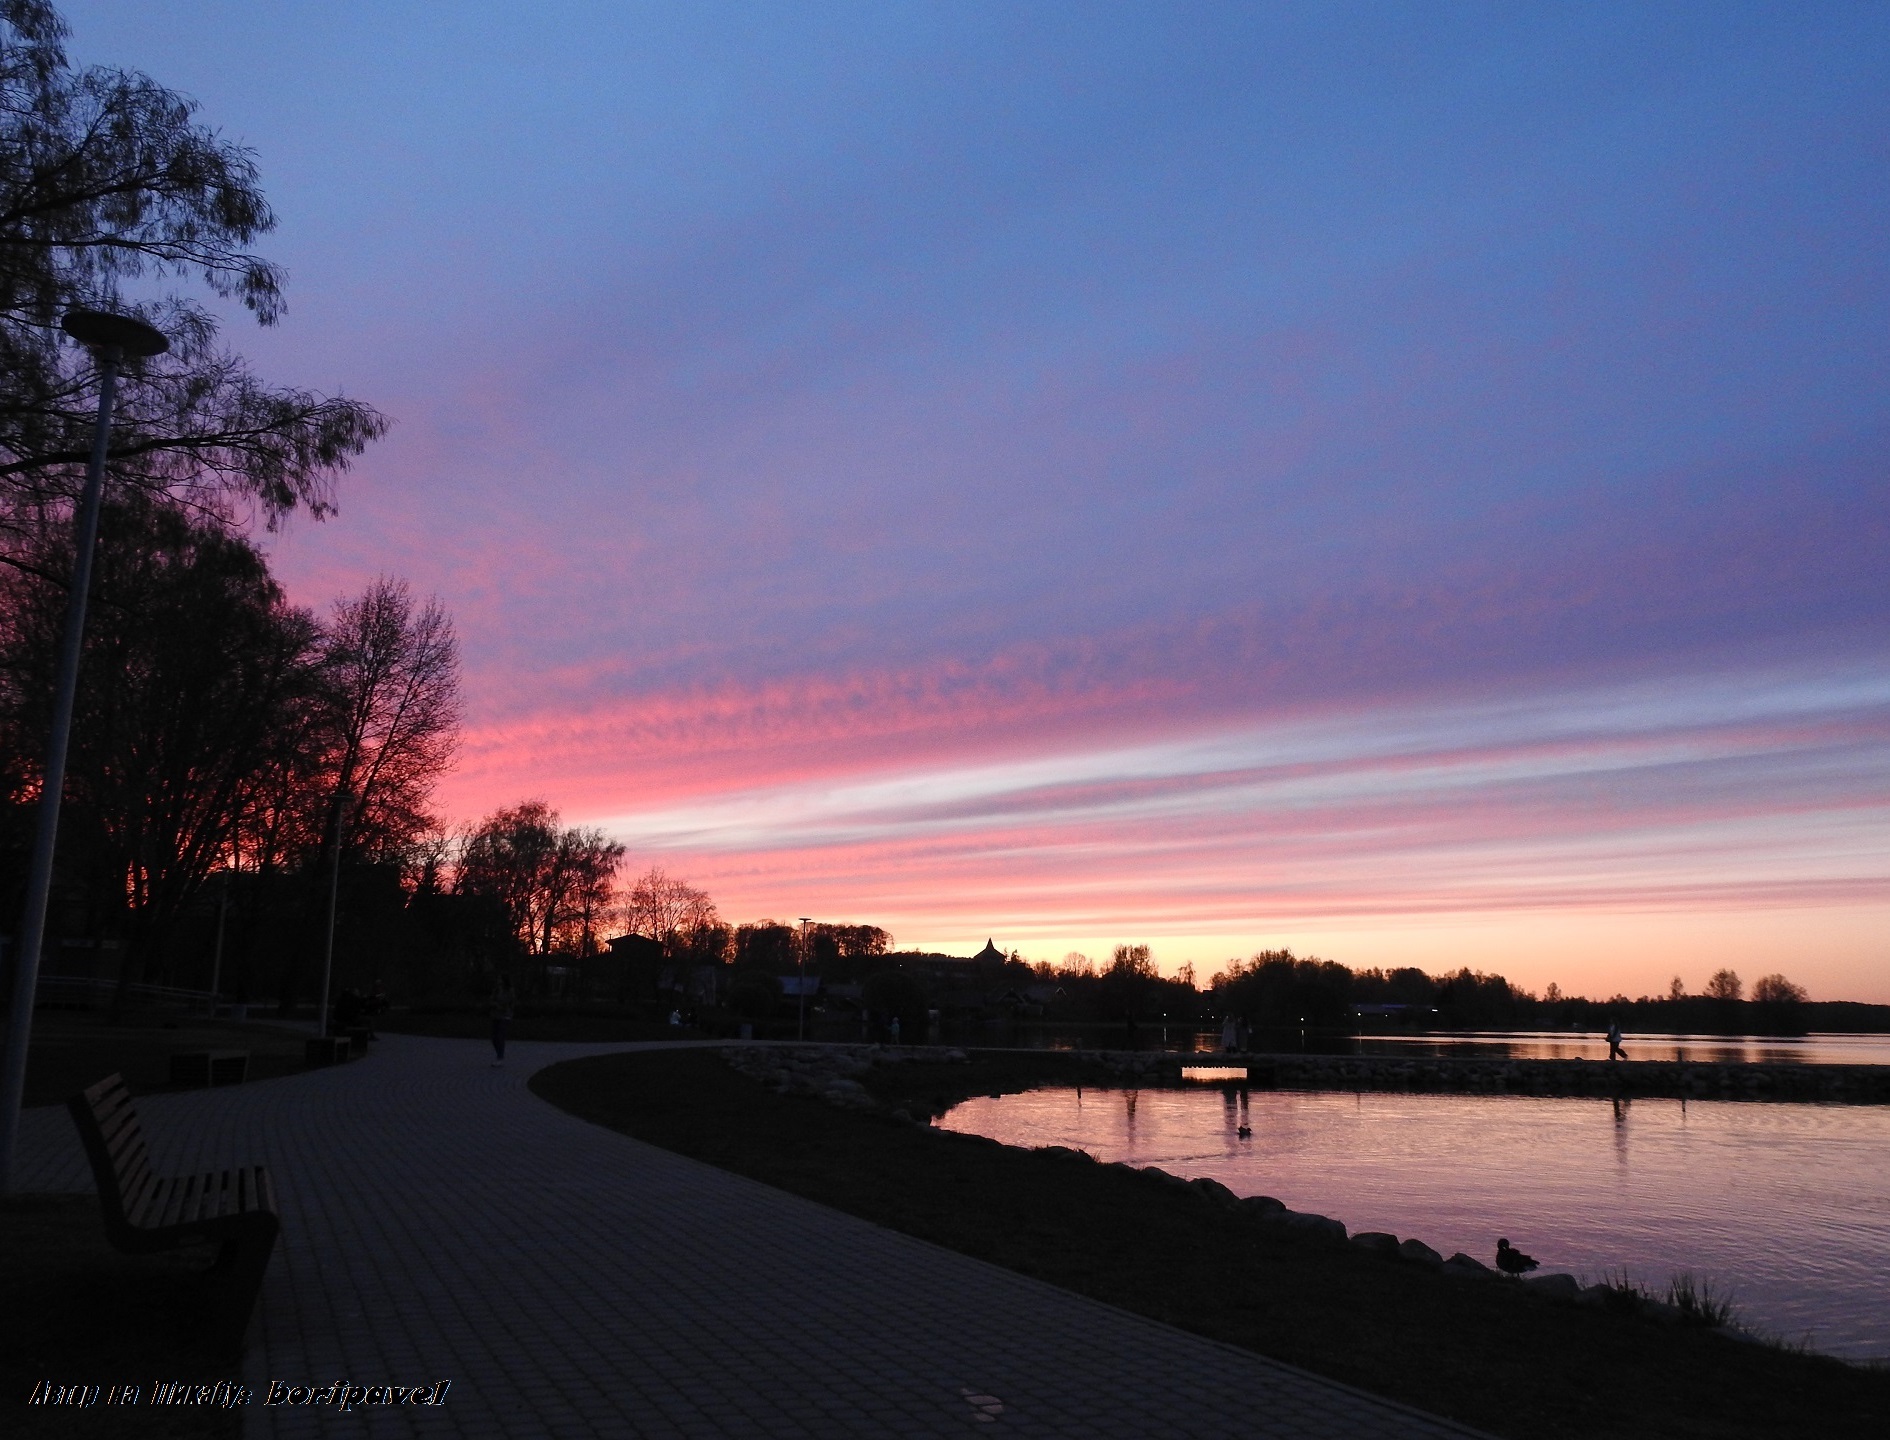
[1704,969,1742,1003]
[266,577,457,1010]
[456,801,624,963]
[622,866,716,950]
[454,803,554,956]
[315,577,459,854]
[536,822,623,958]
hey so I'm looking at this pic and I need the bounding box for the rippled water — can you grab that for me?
[939,1086,1890,1361]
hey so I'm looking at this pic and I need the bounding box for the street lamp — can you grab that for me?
[317,790,353,1040]
[0,309,168,1192]
[797,918,812,1041]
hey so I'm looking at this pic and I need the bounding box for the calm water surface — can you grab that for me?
[1352,1032,1890,1066]
[975,1027,1890,1065]
[939,1086,1890,1361]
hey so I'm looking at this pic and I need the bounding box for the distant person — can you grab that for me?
[1221,1016,1239,1053]
[332,986,364,1032]
[1606,1019,1626,1062]
[889,1015,902,1045]
[668,1008,683,1028]
[488,974,515,1067]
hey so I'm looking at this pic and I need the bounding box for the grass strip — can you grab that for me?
[531,1046,1890,1440]
[21,1015,313,1108]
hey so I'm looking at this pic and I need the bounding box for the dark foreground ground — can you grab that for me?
[533,1046,1890,1440]
[3,1195,240,1439]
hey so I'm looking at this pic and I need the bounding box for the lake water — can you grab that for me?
[939,1085,1890,1362]
[946,1025,1890,1066]
[1348,1032,1890,1066]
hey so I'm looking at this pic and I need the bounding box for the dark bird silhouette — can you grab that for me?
[1496,1238,1539,1278]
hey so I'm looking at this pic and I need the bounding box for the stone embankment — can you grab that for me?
[722,1042,968,1113]
[1075,1049,1890,1103]
[1073,1152,1760,1343]
[721,1043,1770,1347]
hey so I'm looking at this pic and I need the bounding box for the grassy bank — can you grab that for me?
[531,1046,1890,1440]
[2,1196,240,1438]
[377,1005,696,1043]
[19,1014,314,1109]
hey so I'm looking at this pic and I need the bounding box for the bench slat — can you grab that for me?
[138,1176,172,1228]
[95,1101,138,1143]
[156,1175,193,1229]
[94,1080,152,1171]
[194,1173,227,1223]
[124,1172,168,1228]
[104,1119,150,1175]
[122,1166,273,1228]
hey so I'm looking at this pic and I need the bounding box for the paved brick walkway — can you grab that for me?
[14,1035,1487,1439]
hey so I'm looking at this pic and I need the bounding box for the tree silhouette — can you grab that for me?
[0,494,320,986]
[314,577,459,858]
[0,1,385,547]
[456,802,624,970]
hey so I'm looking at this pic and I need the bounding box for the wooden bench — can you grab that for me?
[304,1035,350,1067]
[67,1074,280,1351]
[168,1050,250,1088]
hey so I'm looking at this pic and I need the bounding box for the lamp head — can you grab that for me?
[60,309,169,358]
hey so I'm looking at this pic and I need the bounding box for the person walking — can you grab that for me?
[489,974,515,1066]
[1606,1018,1626,1062]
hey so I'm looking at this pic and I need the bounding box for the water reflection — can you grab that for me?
[940,1086,1890,1361]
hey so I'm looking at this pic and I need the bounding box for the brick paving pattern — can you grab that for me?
[14,1035,1488,1439]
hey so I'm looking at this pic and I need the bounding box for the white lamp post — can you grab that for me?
[317,791,352,1040]
[797,918,812,1041]
[0,310,168,1192]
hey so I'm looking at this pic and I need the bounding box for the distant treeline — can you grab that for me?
[1196,950,1878,1038]
[749,944,1888,1039]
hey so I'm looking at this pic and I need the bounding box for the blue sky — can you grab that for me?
[62,3,1890,996]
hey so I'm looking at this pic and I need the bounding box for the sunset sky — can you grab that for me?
[66,4,1889,999]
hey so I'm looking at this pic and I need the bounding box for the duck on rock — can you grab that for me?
[1496,1238,1539,1277]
